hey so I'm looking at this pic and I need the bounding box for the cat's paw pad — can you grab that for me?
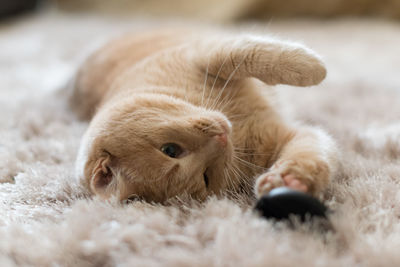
[282,174,308,192]
[255,172,308,198]
[255,172,284,196]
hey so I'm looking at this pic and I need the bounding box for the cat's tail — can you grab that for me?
[187,34,327,87]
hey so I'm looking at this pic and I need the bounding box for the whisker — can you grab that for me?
[205,56,229,109]
[233,155,267,171]
[232,164,252,189]
[223,168,235,191]
[224,169,233,191]
[201,56,210,106]
[234,151,274,156]
[228,163,253,196]
[234,147,259,151]
[227,167,239,190]
[226,163,242,192]
[218,90,239,113]
[230,165,242,181]
[209,55,246,111]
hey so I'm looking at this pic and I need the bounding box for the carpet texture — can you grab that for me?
[1,12,400,266]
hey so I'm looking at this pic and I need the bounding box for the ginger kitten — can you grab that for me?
[70,29,338,202]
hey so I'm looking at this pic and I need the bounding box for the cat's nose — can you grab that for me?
[214,120,231,147]
[214,132,228,147]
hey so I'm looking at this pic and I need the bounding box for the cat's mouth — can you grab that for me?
[203,169,209,188]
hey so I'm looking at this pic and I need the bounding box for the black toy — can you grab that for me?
[254,187,329,222]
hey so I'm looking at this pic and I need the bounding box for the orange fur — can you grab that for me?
[70,29,339,202]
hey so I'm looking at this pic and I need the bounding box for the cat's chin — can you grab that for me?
[202,153,233,194]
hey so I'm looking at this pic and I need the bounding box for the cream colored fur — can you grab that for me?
[70,29,338,202]
[3,13,400,267]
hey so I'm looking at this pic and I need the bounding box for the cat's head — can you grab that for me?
[76,93,233,202]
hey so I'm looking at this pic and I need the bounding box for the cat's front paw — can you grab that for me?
[255,171,308,198]
[255,159,329,198]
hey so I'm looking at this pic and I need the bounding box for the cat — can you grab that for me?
[70,28,339,203]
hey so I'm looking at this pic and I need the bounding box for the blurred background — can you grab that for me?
[1,0,400,22]
[1,0,399,108]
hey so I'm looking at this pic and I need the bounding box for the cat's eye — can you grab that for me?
[160,143,184,158]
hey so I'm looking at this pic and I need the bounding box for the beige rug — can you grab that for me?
[1,12,400,266]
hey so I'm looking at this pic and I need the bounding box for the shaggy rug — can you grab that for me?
[1,12,400,266]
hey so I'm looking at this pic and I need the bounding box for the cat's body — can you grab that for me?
[71,29,338,202]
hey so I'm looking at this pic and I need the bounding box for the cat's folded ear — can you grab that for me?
[191,35,327,87]
[89,152,119,198]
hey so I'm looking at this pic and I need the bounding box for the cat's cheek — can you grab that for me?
[75,132,93,183]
